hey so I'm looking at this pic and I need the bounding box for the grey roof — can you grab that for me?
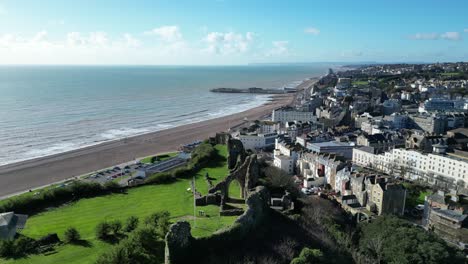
[0,212,28,240]
[433,209,467,222]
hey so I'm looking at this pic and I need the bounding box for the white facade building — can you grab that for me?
[272,108,317,123]
[236,132,277,151]
[274,155,294,174]
[353,147,468,188]
[273,139,301,174]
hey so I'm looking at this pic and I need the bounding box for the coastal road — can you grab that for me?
[0,93,294,198]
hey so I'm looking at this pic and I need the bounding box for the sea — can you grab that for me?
[0,65,330,166]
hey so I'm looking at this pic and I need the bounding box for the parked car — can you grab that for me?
[301,188,312,195]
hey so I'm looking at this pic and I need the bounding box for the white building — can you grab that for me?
[274,155,294,175]
[273,139,301,174]
[272,108,317,123]
[258,121,280,134]
[236,132,277,151]
[353,147,468,189]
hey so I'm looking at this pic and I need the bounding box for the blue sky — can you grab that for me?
[0,0,467,64]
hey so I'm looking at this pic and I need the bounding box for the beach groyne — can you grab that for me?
[210,87,289,94]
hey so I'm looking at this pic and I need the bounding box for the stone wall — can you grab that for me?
[164,186,270,264]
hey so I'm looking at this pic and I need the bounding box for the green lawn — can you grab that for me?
[140,152,178,164]
[4,145,236,264]
[352,80,368,86]
[402,182,432,208]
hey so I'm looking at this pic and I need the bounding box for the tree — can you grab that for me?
[124,216,139,232]
[144,211,171,238]
[358,216,465,264]
[290,248,325,264]
[64,227,81,243]
[96,221,112,240]
[109,220,122,235]
[263,166,299,198]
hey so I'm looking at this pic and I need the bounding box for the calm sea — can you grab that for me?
[0,65,329,165]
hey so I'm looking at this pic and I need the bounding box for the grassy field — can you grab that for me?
[140,152,179,164]
[4,145,237,264]
[352,80,368,86]
[440,72,462,77]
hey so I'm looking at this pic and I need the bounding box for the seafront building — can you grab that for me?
[272,107,317,123]
[353,146,468,189]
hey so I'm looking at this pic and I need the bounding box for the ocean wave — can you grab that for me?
[100,127,151,140]
[24,142,78,157]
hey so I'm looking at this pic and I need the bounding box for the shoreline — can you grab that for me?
[0,79,310,198]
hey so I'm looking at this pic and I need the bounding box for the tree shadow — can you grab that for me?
[100,233,127,245]
[70,239,92,247]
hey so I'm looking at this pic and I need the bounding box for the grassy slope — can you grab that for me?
[5,145,235,264]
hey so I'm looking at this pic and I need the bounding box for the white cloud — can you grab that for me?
[31,31,48,43]
[440,32,461,41]
[409,32,439,40]
[66,32,109,46]
[265,41,289,57]
[204,31,255,54]
[122,33,141,48]
[144,25,182,42]
[464,29,468,33]
[304,27,320,35]
[409,31,462,41]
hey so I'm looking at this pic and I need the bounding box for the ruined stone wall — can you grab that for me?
[164,186,270,264]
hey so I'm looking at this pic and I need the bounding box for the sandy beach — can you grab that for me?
[0,87,304,198]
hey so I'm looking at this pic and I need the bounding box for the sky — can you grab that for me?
[0,0,467,65]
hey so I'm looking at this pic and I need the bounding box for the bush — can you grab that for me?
[171,167,192,178]
[96,221,112,240]
[96,226,165,264]
[0,236,36,258]
[290,248,324,264]
[0,181,107,215]
[145,172,175,185]
[64,227,81,243]
[144,211,171,237]
[103,181,121,191]
[109,220,122,234]
[124,216,139,232]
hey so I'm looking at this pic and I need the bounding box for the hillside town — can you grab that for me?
[232,63,468,250]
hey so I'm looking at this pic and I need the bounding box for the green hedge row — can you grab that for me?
[0,181,115,215]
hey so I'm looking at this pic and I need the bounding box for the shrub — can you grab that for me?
[0,236,36,258]
[145,172,175,185]
[103,181,121,191]
[96,226,164,264]
[109,220,122,234]
[144,211,171,237]
[124,216,139,232]
[96,221,112,240]
[0,240,15,258]
[290,248,324,264]
[171,167,192,178]
[64,227,81,243]
[0,181,106,215]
